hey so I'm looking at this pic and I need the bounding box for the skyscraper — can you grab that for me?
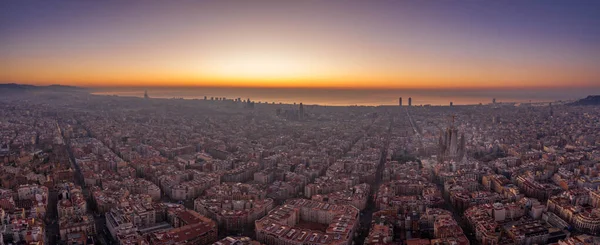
[408,97,412,106]
[450,102,453,107]
[399,97,403,106]
[144,90,149,99]
[299,103,304,120]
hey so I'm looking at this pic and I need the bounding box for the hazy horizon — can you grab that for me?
[89,86,600,106]
[3,82,598,105]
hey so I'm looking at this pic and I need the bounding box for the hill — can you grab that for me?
[0,83,85,92]
[570,95,600,106]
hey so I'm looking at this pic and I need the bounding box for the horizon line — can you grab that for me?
[3,82,600,91]
[93,92,566,107]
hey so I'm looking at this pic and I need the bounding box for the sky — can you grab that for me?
[1,1,599,89]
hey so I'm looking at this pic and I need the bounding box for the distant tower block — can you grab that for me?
[408,97,412,106]
[450,102,453,107]
[399,97,403,106]
[493,98,496,104]
[299,103,305,120]
[144,90,149,99]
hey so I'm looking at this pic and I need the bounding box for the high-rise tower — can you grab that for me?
[408,97,412,106]
[299,103,304,120]
[399,97,403,106]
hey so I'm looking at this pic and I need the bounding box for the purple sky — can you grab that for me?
[1,1,599,88]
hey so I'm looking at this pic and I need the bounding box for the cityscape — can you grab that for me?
[1,1,600,245]
[0,85,599,245]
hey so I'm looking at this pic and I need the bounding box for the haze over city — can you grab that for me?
[1,1,600,245]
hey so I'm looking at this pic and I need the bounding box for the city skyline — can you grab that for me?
[2,1,600,90]
[2,2,600,244]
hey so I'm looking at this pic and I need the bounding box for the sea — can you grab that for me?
[91,87,600,106]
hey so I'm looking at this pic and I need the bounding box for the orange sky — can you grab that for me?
[1,1,599,89]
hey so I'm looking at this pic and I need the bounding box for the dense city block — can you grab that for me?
[1,89,599,245]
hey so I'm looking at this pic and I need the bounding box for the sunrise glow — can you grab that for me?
[1,1,599,89]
